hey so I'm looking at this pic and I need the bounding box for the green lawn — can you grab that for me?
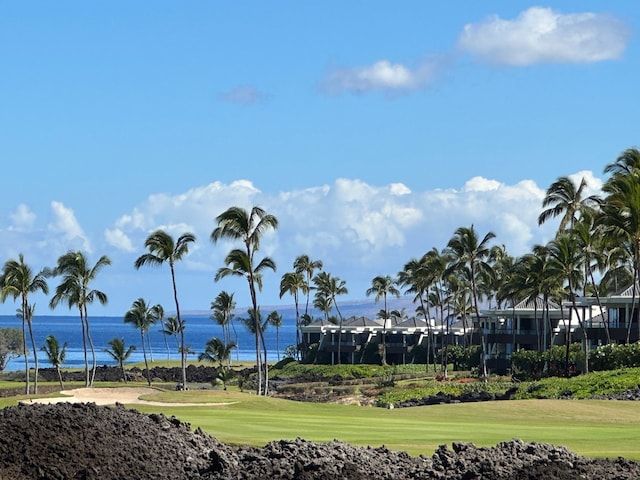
[2,381,639,460]
[127,389,640,459]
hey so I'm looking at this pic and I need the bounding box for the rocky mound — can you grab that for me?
[0,402,638,479]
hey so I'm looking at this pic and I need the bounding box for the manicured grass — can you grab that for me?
[127,389,640,460]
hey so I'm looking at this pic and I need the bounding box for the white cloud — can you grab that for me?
[219,86,268,104]
[8,204,36,231]
[104,228,135,252]
[321,56,447,95]
[47,201,91,252]
[458,7,631,66]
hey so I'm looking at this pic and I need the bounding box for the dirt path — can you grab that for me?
[25,387,236,407]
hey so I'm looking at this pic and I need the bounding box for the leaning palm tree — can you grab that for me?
[444,225,496,380]
[151,304,168,361]
[211,206,278,396]
[0,254,49,394]
[50,251,110,387]
[41,335,67,389]
[124,298,158,386]
[135,229,195,390]
[160,315,184,357]
[104,338,136,383]
[366,275,401,365]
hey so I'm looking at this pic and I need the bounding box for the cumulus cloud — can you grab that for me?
[321,56,448,95]
[219,86,268,104]
[104,228,135,252]
[47,201,91,252]
[458,7,631,66]
[8,204,36,232]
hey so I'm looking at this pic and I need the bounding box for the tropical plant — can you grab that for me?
[279,271,305,359]
[104,338,136,383]
[366,275,400,365]
[41,335,67,389]
[0,254,49,394]
[211,205,278,396]
[210,291,237,364]
[267,310,283,361]
[538,175,601,233]
[0,328,22,371]
[294,255,323,317]
[124,297,158,386]
[198,336,236,371]
[134,229,195,389]
[49,251,110,387]
[312,271,348,364]
[445,225,496,380]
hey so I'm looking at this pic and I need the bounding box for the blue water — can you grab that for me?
[0,312,298,371]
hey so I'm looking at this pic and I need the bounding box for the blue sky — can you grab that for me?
[0,2,637,316]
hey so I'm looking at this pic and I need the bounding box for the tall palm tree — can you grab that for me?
[538,176,601,233]
[445,225,496,380]
[546,233,589,373]
[366,275,400,365]
[267,310,283,361]
[135,229,195,390]
[211,291,237,365]
[41,335,67,389]
[313,271,348,364]
[294,255,323,317]
[0,254,49,394]
[50,251,110,387]
[211,205,278,396]
[104,338,136,383]
[124,298,157,386]
[151,304,169,361]
[279,271,305,359]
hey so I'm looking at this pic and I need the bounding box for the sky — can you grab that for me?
[0,2,638,316]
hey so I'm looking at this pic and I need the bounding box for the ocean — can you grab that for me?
[0,311,298,371]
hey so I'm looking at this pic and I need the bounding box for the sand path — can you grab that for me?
[25,387,236,407]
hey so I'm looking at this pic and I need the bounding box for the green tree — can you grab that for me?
[279,271,305,358]
[0,328,22,371]
[313,271,348,364]
[293,255,323,317]
[210,291,237,364]
[41,335,67,389]
[0,254,49,394]
[445,225,496,380]
[538,176,600,233]
[211,206,278,396]
[267,310,283,361]
[134,229,195,390]
[104,338,136,383]
[366,275,400,365]
[124,298,157,386]
[50,251,110,387]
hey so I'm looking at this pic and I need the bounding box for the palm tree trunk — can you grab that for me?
[141,330,151,387]
[334,300,344,365]
[56,366,64,390]
[79,308,89,387]
[21,315,29,395]
[170,265,188,390]
[27,320,39,395]
[84,306,97,387]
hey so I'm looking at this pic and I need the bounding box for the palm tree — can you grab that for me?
[104,338,136,383]
[313,271,348,364]
[538,176,601,233]
[210,291,237,364]
[445,225,496,380]
[41,335,67,389]
[151,304,170,361]
[49,251,110,387]
[124,298,157,386]
[294,255,323,317]
[546,233,589,373]
[267,310,283,361]
[134,229,195,390]
[279,271,305,359]
[0,254,49,394]
[211,205,278,396]
[199,337,237,389]
[366,275,400,365]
